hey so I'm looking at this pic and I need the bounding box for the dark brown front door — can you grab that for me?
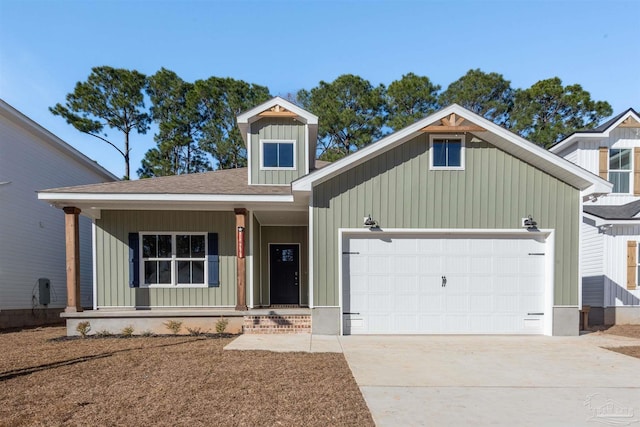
[270,244,299,304]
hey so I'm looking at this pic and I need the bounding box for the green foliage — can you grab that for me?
[215,317,229,334]
[509,77,613,147]
[121,325,135,337]
[386,73,440,130]
[439,69,514,125]
[139,68,212,178]
[297,74,387,161]
[164,320,183,335]
[50,66,151,179]
[76,321,91,338]
[190,77,271,169]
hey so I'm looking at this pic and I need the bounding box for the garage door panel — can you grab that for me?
[367,256,389,274]
[343,233,547,335]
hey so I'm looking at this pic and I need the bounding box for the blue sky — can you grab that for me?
[1,0,638,179]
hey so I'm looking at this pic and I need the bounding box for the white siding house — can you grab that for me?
[551,109,640,325]
[0,100,117,328]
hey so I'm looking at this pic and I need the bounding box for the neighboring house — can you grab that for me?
[39,97,611,336]
[0,100,117,329]
[550,108,640,326]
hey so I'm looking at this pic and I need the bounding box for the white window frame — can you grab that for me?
[139,232,208,288]
[260,139,296,170]
[609,148,632,194]
[429,135,465,170]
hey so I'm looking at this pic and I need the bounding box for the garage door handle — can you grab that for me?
[442,276,447,287]
[343,312,360,315]
[527,312,544,316]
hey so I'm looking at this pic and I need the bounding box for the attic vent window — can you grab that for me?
[429,136,465,170]
[261,140,295,169]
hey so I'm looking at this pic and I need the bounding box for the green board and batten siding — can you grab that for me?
[312,133,580,307]
[250,118,307,185]
[95,211,237,308]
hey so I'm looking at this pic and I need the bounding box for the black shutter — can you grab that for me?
[128,233,140,288]
[208,233,219,287]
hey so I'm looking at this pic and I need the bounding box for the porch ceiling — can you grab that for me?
[253,210,308,225]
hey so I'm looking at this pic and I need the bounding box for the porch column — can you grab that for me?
[234,208,248,311]
[63,207,83,313]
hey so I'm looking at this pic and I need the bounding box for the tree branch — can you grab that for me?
[84,131,126,158]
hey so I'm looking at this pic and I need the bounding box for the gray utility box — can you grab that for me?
[38,278,50,305]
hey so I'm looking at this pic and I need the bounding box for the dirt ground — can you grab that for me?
[593,324,640,359]
[0,327,374,427]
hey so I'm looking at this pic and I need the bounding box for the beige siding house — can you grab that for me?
[39,97,611,336]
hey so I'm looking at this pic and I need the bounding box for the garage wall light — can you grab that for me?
[363,215,379,230]
[522,215,538,231]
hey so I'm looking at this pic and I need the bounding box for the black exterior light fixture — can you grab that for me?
[364,214,379,230]
[523,215,538,231]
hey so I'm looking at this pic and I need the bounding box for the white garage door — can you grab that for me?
[342,233,547,335]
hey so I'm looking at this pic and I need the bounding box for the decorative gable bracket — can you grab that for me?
[258,104,298,118]
[420,112,486,133]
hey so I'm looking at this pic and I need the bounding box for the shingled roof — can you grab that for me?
[584,199,640,220]
[40,167,291,195]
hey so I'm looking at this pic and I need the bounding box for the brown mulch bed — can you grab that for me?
[591,324,640,359]
[0,327,374,427]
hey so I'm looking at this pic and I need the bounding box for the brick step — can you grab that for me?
[243,314,311,334]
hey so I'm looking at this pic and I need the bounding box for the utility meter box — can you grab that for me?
[38,278,50,305]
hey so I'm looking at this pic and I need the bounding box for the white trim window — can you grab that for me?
[141,233,207,287]
[430,136,465,170]
[609,149,631,193]
[261,139,296,170]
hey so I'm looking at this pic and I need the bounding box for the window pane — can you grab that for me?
[144,261,157,284]
[433,141,447,166]
[279,143,294,167]
[176,235,190,257]
[158,261,172,284]
[191,235,205,258]
[610,171,630,193]
[192,261,204,283]
[610,149,631,170]
[609,149,620,170]
[177,261,190,284]
[620,149,631,170]
[158,235,172,258]
[447,142,461,167]
[263,143,278,167]
[142,235,156,258]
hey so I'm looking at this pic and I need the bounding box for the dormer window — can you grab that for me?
[609,149,631,193]
[261,140,295,170]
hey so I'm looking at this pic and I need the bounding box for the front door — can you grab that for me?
[270,244,300,304]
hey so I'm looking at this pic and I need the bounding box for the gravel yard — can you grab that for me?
[0,327,374,427]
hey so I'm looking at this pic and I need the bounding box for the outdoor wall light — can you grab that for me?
[363,215,379,229]
[522,215,538,231]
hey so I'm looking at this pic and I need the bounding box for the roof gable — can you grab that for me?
[237,96,318,142]
[550,108,640,153]
[292,104,611,198]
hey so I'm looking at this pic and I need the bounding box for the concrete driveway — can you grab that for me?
[339,334,640,426]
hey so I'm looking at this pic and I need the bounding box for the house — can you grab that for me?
[550,109,640,326]
[38,97,611,336]
[0,100,117,329]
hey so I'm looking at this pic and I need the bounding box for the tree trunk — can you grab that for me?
[124,132,130,180]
